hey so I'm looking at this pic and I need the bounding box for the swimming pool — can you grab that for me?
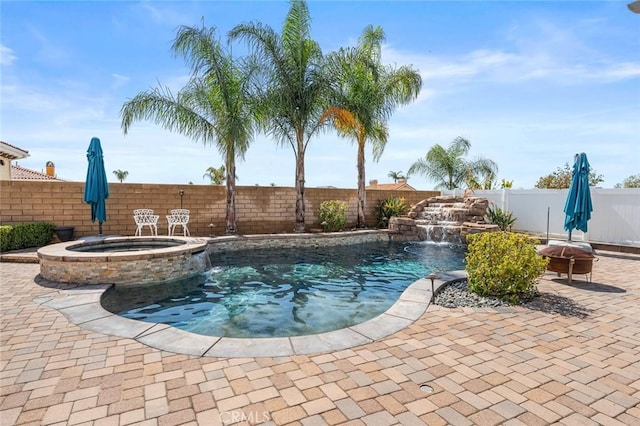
[101,240,465,338]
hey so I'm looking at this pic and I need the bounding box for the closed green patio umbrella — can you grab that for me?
[563,152,593,241]
[84,137,109,235]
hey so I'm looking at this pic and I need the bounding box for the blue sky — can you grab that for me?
[1,1,639,189]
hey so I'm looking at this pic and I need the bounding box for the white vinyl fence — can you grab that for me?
[444,188,640,246]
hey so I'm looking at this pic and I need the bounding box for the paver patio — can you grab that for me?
[1,249,639,425]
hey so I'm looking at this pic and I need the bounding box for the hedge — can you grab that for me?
[0,222,55,252]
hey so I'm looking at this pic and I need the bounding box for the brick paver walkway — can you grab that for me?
[1,250,639,425]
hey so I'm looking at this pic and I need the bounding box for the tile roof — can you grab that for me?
[366,180,416,191]
[11,164,63,181]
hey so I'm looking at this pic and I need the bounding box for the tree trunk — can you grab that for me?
[225,152,237,235]
[357,140,366,228]
[294,132,306,233]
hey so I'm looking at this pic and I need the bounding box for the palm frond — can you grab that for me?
[449,136,472,158]
[320,106,358,137]
[121,85,214,143]
[358,25,384,63]
[370,122,388,161]
[282,0,311,57]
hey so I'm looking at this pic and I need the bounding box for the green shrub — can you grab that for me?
[485,205,517,231]
[374,196,409,228]
[0,225,13,252]
[318,200,347,232]
[465,231,548,303]
[0,222,55,252]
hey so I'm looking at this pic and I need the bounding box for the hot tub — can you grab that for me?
[37,236,211,286]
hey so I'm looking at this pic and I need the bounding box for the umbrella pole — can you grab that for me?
[99,222,103,236]
[546,207,550,245]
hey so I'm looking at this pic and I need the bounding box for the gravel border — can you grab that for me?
[434,279,593,318]
[433,280,522,308]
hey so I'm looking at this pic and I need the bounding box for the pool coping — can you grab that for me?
[34,270,468,358]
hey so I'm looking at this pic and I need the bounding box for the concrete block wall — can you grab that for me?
[0,181,439,237]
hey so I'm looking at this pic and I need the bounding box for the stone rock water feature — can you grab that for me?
[389,195,500,243]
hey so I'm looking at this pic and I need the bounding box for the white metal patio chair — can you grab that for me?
[133,209,159,236]
[167,209,190,236]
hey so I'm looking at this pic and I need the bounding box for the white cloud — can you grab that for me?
[2,79,111,122]
[0,45,16,66]
[111,73,131,89]
[137,2,193,28]
[27,26,71,66]
[387,44,640,88]
[587,62,640,81]
[383,12,640,89]
[1,83,62,112]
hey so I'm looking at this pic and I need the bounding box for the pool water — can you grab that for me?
[101,241,465,338]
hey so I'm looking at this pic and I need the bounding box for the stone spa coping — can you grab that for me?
[37,236,211,286]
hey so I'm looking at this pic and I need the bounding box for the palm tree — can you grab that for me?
[230,0,328,233]
[203,165,226,185]
[408,137,498,190]
[464,168,497,190]
[322,25,421,227]
[388,171,405,183]
[113,169,129,182]
[121,23,257,234]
